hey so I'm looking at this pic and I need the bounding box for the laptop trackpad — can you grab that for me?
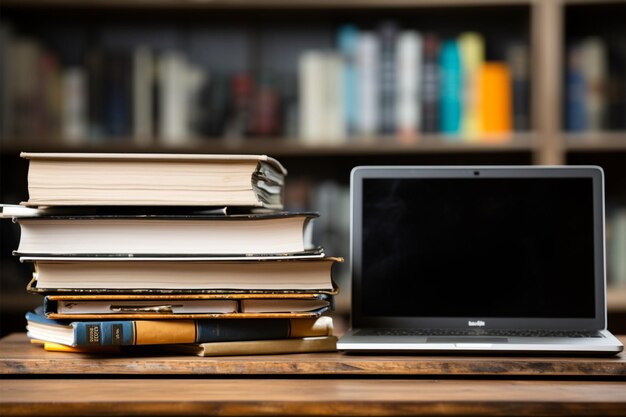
[427,337,508,344]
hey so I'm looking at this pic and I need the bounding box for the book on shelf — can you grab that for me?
[25,308,333,347]
[378,21,398,136]
[356,31,379,137]
[13,212,318,256]
[566,37,609,133]
[41,292,333,319]
[23,256,341,291]
[439,39,462,135]
[479,62,512,139]
[458,32,484,140]
[166,336,337,357]
[395,30,422,143]
[21,153,286,208]
[421,33,440,134]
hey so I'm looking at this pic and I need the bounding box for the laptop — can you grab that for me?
[337,166,623,354]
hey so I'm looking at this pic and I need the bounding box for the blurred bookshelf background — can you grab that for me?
[0,0,624,336]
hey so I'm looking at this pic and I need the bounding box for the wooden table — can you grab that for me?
[1,333,625,416]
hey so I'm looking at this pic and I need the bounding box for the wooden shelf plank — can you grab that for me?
[564,132,626,152]
[0,0,533,9]
[0,134,535,156]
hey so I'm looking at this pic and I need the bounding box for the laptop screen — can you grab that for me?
[356,172,602,326]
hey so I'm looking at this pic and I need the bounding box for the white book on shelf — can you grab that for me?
[323,52,346,143]
[158,51,189,144]
[299,51,326,143]
[356,32,379,139]
[62,67,87,143]
[133,46,154,145]
[395,30,422,142]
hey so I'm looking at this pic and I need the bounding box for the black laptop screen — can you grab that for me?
[361,177,596,319]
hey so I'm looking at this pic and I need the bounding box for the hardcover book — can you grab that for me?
[168,336,337,357]
[23,256,342,291]
[14,212,318,256]
[21,153,287,208]
[42,292,333,319]
[26,308,333,347]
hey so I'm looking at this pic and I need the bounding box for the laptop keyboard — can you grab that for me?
[357,329,604,338]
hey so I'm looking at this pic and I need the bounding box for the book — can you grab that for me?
[579,37,607,131]
[396,30,422,143]
[62,67,87,142]
[25,309,333,347]
[21,153,286,208]
[378,21,398,135]
[565,45,587,132]
[479,62,512,139]
[24,256,341,291]
[421,34,439,134]
[14,212,318,255]
[458,32,484,140]
[42,294,331,319]
[132,46,154,144]
[507,43,530,132]
[167,336,337,357]
[439,39,462,135]
[356,32,379,137]
[338,25,360,136]
[298,52,345,142]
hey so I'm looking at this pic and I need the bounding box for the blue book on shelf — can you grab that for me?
[565,45,587,132]
[439,39,462,135]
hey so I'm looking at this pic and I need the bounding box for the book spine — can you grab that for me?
[133,46,154,144]
[421,34,439,134]
[338,25,360,137]
[458,32,484,140]
[439,39,462,135]
[356,32,379,138]
[73,321,135,346]
[507,43,530,132]
[396,30,422,143]
[62,67,87,142]
[378,21,398,136]
[579,37,607,131]
[479,62,512,139]
[71,318,329,346]
[565,45,587,132]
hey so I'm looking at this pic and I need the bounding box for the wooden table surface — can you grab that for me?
[2,379,626,416]
[1,333,625,377]
[1,333,625,416]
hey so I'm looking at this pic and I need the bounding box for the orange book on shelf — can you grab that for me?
[479,63,512,141]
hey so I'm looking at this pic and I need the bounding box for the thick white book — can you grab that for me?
[14,212,318,255]
[20,153,286,208]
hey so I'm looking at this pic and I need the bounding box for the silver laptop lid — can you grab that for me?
[350,166,606,331]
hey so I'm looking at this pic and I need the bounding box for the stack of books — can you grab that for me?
[6,152,341,356]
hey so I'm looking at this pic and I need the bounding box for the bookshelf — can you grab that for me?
[0,0,624,335]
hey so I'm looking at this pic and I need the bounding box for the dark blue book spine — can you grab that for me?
[71,319,293,346]
[565,45,587,132]
[196,319,291,342]
[74,321,134,346]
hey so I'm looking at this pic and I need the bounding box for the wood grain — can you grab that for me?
[1,379,625,416]
[1,333,625,377]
